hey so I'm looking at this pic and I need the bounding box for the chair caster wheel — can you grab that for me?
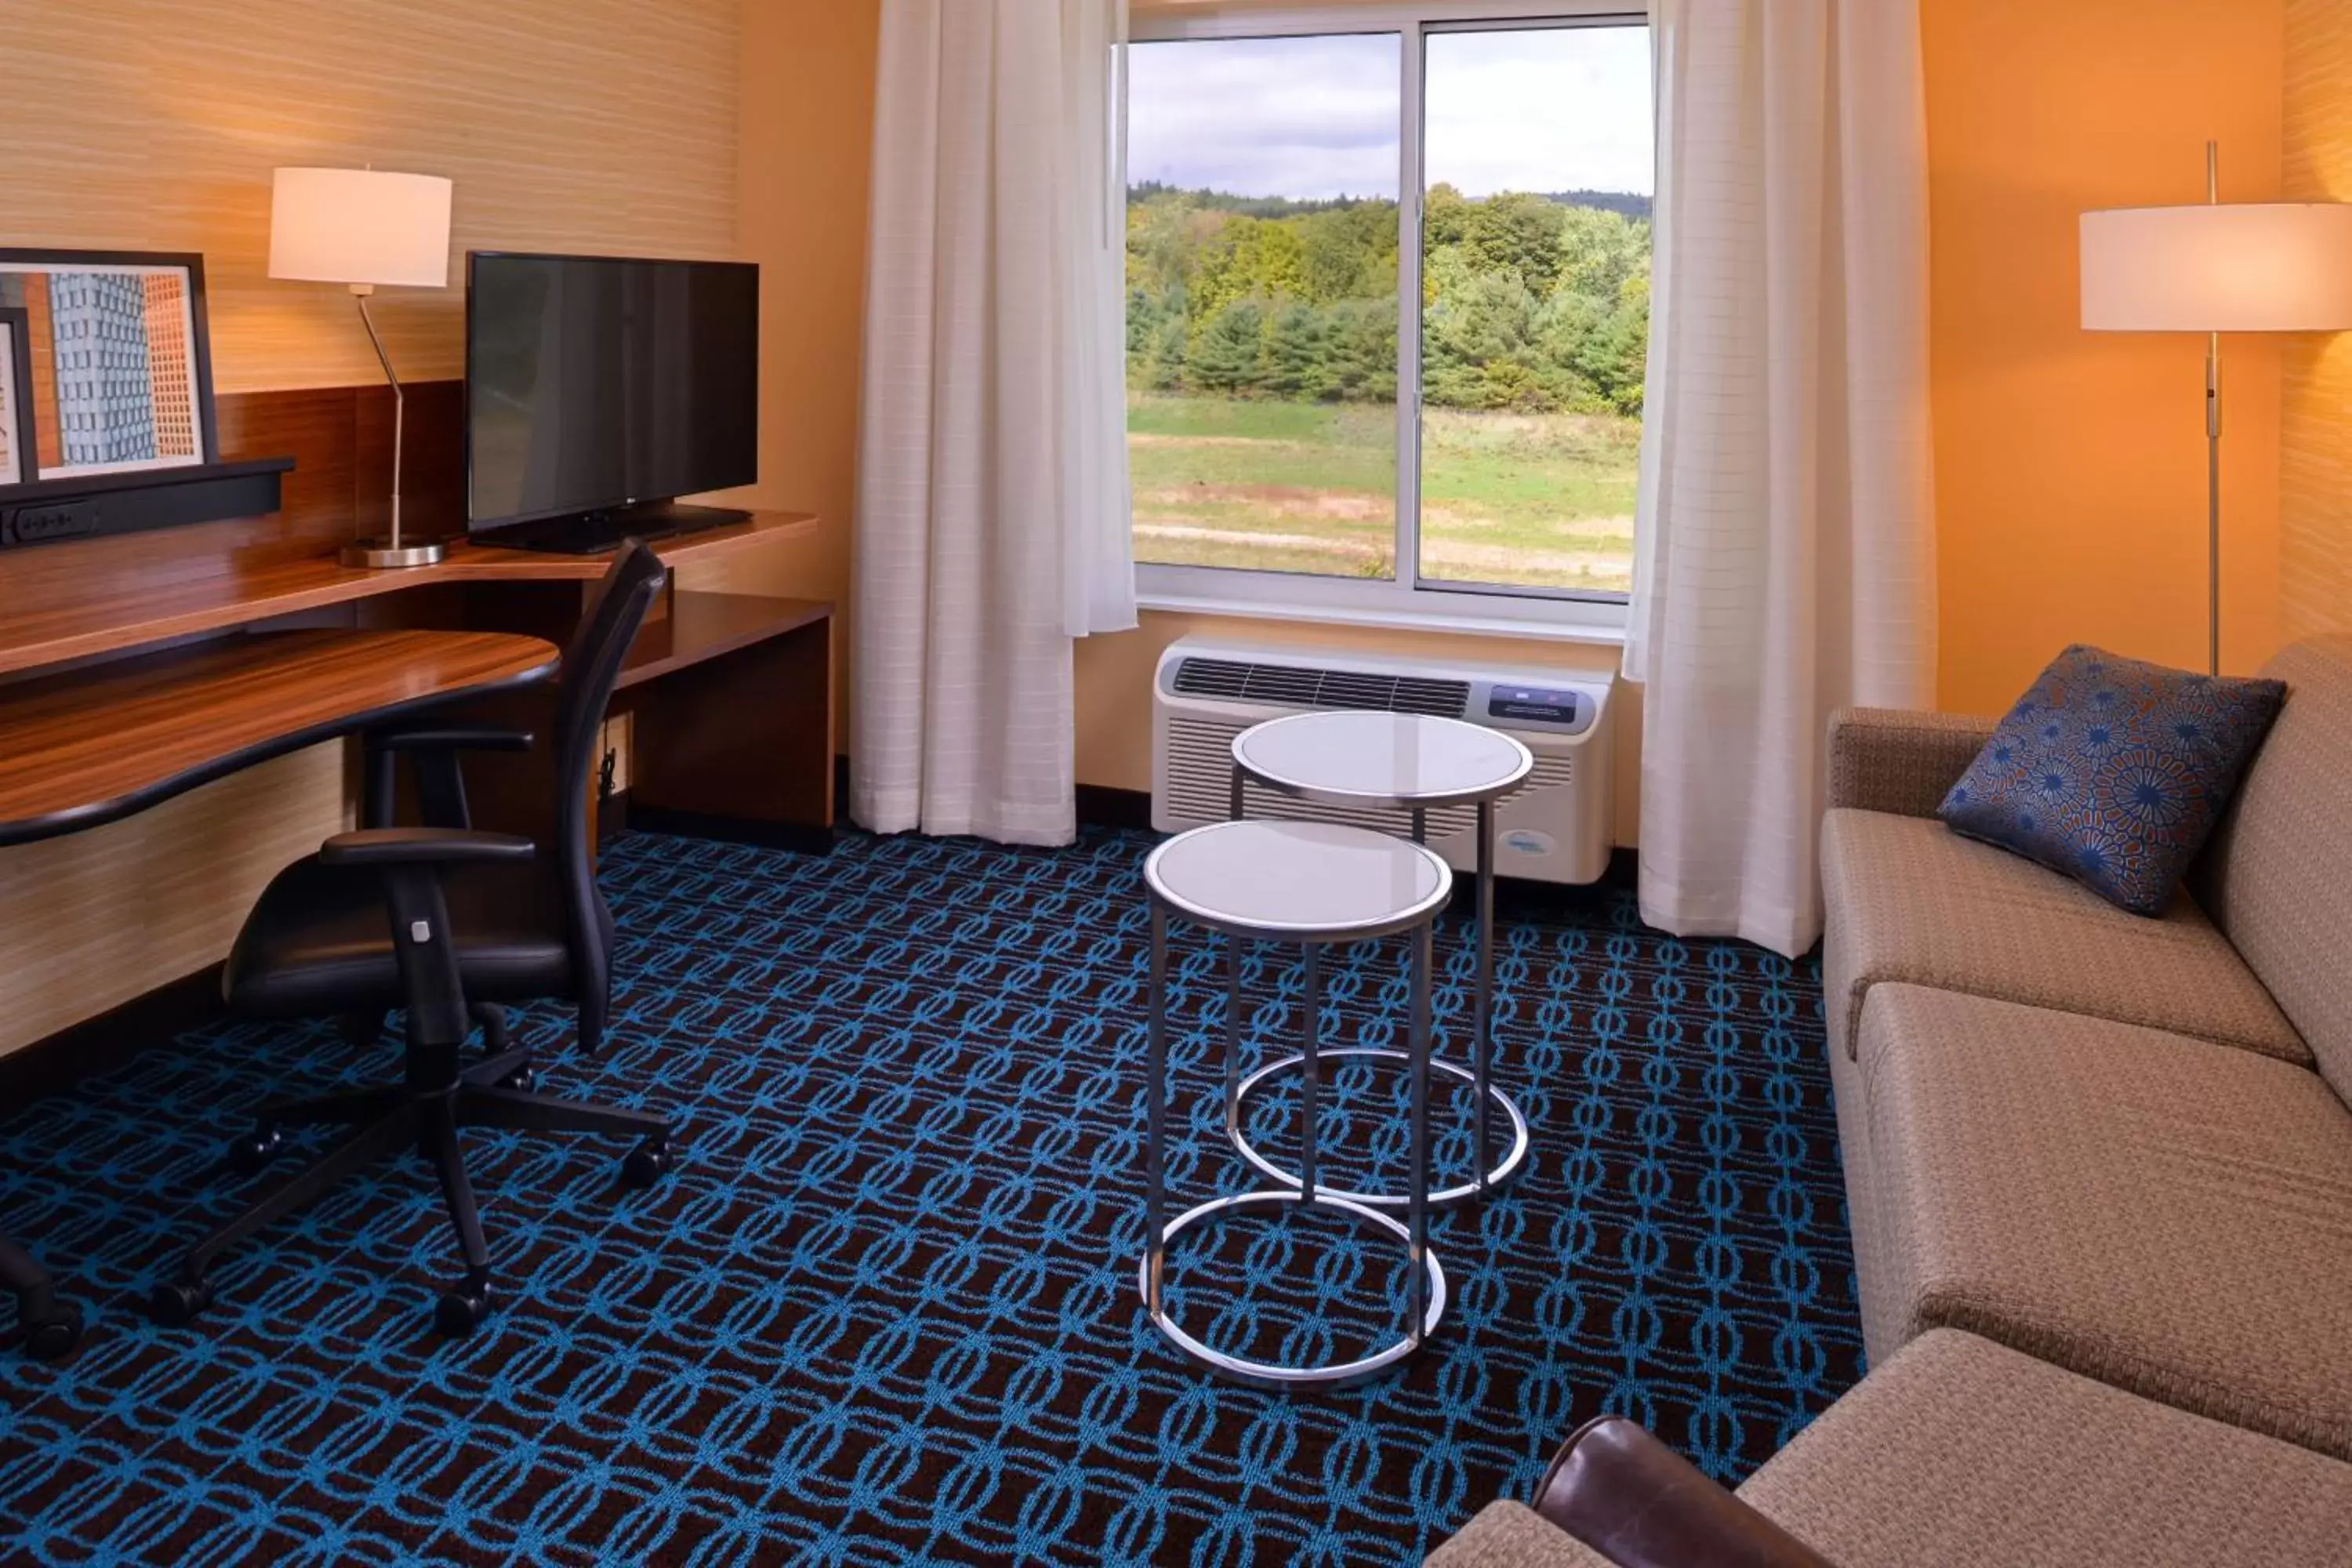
[496,1064,538,1094]
[19,1306,82,1360]
[229,1126,282,1174]
[621,1138,674,1188]
[434,1279,495,1337]
[147,1277,214,1327]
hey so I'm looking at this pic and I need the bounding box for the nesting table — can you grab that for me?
[1231,710,1535,1206]
[1140,818,1454,1388]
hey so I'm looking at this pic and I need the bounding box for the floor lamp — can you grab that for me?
[269,166,456,569]
[2082,145,2352,676]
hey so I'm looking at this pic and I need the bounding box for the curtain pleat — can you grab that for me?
[1626,0,1936,956]
[853,0,1136,848]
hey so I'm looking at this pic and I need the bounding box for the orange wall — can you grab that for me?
[1923,0,2287,712]
[741,0,2303,793]
[723,0,881,748]
[2281,0,2352,644]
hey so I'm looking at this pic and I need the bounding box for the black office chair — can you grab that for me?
[150,541,676,1336]
[2,1233,79,1359]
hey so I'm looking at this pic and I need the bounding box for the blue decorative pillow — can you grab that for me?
[1939,645,2286,916]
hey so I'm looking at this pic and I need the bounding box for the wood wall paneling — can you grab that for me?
[0,0,740,394]
[2283,0,2352,644]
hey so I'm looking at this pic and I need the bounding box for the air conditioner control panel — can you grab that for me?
[1474,681,1599,735]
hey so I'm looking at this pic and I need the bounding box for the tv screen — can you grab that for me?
[466,252,757,532]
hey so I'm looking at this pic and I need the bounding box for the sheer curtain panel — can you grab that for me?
[1625,0,1936,956]
[853,0,1137,847]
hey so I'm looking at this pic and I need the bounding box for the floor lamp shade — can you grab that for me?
[2082,204,2352,332]
[268,168,452,289]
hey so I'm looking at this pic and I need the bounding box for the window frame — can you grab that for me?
[1126,0,1653,638]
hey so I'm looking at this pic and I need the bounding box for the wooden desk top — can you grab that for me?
[0,510,817,679]
[0,630,557,848]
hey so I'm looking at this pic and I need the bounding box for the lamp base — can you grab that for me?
[340,538,447,570]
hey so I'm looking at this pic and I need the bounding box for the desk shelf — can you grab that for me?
[618,591,831,691]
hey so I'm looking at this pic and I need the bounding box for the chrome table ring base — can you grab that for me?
[1138,821,1455,1388]
[1138,1189,1448,1390]
[1226,1047,1531,1210]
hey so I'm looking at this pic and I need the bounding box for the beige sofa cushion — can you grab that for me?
[1857,983,2352,1457]
[1820,808,2306,1065]
[2198,635,2352,1099]
[1424,1502,1615,1568]
[1740,1330,2352,1567]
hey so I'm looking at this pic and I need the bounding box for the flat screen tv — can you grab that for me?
[466,252,758,550]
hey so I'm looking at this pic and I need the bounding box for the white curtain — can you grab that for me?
[854,0,1138,847]
[1625,0,1936,958]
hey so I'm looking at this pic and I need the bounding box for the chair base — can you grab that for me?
[1,1233,82,1360]
[151,1048,673,1336]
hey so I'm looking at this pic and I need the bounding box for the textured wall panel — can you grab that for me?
[0,746,349,1055]
[0,0,739,1059]
[2284,0,2352,643]
[0,0,740,394]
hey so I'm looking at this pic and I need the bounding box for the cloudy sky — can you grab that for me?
[1127,26,1653,202]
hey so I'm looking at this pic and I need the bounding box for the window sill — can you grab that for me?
[1134,590,1630,648]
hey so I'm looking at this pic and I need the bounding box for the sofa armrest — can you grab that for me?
[1530,1417,1833,1568]
[1826,707,1997,818]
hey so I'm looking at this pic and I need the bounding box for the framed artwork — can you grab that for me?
[0,307,30,488]
[0,249,218,487]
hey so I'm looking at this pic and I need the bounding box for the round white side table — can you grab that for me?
[1139,818,1453,1388]
[1229,710,1534,1208]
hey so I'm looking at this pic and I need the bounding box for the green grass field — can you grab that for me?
[1127,394,1639,592]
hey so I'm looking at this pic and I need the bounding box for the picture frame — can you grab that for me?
[0,307,31,489]
[0,249,219,490]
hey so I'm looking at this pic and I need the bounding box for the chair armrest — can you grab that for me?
[1532,1417,1833,1568]
[318,828,537,868]
[1825,706,1998,818]
[366,727,535,755]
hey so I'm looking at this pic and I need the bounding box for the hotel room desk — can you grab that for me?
[0,511,837,847]
[0,629,557,847]
[0,510,835,1353]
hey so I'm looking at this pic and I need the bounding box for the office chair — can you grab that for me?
[2,1232,79,1359]
[149,542,676,1336]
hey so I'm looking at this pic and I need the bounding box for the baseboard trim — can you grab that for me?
[0,962,225,1110]
[627,805,837,855]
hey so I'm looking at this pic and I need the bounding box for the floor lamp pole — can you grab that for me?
[2205,142,2223,678]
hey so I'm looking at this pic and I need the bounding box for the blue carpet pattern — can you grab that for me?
[0,829,1861,1566]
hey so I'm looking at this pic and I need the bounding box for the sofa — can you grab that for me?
[1427,635,2352,1566]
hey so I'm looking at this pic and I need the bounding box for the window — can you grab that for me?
[1124,3,1654,626]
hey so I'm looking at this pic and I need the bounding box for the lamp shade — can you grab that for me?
[2082,203,2352,332]
[268,167,453,289]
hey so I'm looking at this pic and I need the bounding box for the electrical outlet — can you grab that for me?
[2,502,100,545]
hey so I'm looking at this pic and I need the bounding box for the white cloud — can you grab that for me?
[1127,26,1653,203]
[1428,27,1654,198]
[1129,35,1401,201]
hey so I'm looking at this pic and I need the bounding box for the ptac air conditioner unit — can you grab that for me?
[1152,637,1617,886]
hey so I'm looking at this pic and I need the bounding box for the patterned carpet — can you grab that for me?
[0,828,1862,1566]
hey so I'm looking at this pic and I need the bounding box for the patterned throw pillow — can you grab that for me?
[1939,645,2286,916]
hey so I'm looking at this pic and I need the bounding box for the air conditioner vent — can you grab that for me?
[1393,677,1472,718]
[1171,657,1470,719]
[1171,658,1251,700]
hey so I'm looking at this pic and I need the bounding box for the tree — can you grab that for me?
[1188,298,1268,393]
[1463,192,1568,295]
[1122,183,1647,413]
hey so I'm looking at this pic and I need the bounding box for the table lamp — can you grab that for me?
[2082,144,2352,675]
[270,166,456,568]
